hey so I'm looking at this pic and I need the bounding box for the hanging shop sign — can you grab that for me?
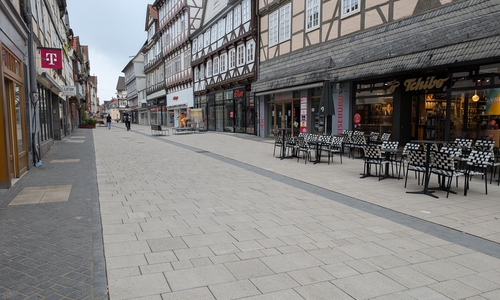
[39,47,63,69]
[62,86,76,96]
[233,88,244,99]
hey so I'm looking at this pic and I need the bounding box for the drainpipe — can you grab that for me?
[23,0,42,167]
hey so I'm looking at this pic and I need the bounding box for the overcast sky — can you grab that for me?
[66,0,151,103]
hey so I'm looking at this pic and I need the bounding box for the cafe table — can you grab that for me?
[406,140,446,198]
[309,137,330,164]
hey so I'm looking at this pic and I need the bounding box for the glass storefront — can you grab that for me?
[353,63,500,145]
[196,86,255,134]
[355,81,394,135]
[37,85,53,142]
[266,88,323,136]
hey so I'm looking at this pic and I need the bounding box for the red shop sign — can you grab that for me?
[353,113,361,124]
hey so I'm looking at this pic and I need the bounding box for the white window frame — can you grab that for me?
[198,33,204,51]
[279,4,291,42]
[220,52,227,73]
[218,19,225,39]
[342,0,360,18]
[229,48,236,69]
[206,60,212,77]
[268,10,278,46]
[194,67,199,81]
[200,64,205,79]
[204,31,210,47]
[306,0,320,31]
[192,39,198,55]
[226,11,233,33]
[234,4,241,28]
[246,40,254,63]
[236,44,245,67]
[242,0,250,23]
[213,56,219,75]
[211,26,217,44]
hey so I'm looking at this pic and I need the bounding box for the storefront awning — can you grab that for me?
[254,82,324,96]
[37,68,63,95]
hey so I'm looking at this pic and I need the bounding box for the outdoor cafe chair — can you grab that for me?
[381,132,391,142]
[472,140,499,184]
[342,130,354,157]
[361,145,389,181]
[381,141,400,177]
[369,132,380,143]
[454,138,473,157]
[404,150,428,188]
[397,142,420,179]
[439,146,463,186]
[284,133,297,157]
[463,149,491,196]
[296,136,312,164]
[327,136,343,164]
[352,133,367,158]
[273,134,283,157]
[429,152,464,198]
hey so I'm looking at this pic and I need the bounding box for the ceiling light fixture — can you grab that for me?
[472,90,480,102]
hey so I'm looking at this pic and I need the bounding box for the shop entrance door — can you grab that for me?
[269,100,300,136]
[5,79,28,180]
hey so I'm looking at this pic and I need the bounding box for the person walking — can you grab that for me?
[106,114,112,129]
[124,113,131,131]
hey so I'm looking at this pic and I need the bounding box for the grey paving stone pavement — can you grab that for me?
[2,124,500,300]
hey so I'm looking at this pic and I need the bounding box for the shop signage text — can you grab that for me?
[387,76,449,93]
[337,94,344,135]
[62,85,76,96]
[403,76,449,92]
[234,89,244,99]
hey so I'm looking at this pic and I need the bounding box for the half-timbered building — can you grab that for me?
[191,0,258,133]
[142,4,164,126]
[154,0,204,128]
[253,0,500,147]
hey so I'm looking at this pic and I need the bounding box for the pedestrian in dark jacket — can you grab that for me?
[106,114,112,129]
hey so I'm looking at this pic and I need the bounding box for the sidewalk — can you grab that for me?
[1,124,500,299]
[0,129,107,299]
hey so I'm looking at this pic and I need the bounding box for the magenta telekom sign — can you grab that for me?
[40,48,63,69]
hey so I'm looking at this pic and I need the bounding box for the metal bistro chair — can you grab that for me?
[454,138,473,157]
[352,132,367,158]
[369,132,380,143]
[473,140,499,184]
[439,146,463,187]
[327,135,343,164]
[284,133,297,157]
[404,150,428,188]
[381,141,399,177]
[362,145,390,181]
[429,152,464,198]
[463,149,491,196]
[397,142,420,179]
[295,136,312,164]
[381,132,391,142]
[342,130,354,158]
[273,134,283,157]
